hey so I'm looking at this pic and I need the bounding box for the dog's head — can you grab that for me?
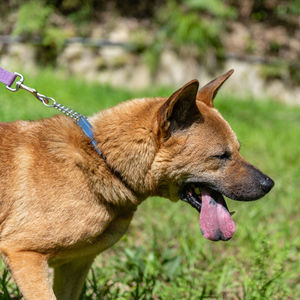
[153,70,274,241]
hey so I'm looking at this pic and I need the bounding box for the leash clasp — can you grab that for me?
[6,72,24,92]
[6,72,54,106]
[18,83,54,106]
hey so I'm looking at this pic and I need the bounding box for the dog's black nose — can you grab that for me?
[260,176,274,193]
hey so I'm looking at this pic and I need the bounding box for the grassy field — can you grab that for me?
[0,70,299,299]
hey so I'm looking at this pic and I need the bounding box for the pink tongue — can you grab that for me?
[199,193,235,241]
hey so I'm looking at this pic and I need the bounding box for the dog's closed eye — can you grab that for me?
[213,151,231,160]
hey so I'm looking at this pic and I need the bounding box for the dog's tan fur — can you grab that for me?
[0,70,273,299]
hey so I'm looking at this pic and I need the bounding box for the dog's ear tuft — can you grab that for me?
[158,79,199,134]
[197,69,234,107]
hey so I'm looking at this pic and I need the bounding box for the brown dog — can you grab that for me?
[0,70,274,299]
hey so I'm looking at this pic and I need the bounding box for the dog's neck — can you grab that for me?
[90,97,164,201]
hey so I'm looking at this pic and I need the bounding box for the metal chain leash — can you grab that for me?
[6,72,85,121]
[4,70,105,159]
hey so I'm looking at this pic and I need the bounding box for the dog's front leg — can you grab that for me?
[53,255,95,300]
[6,251,55,300]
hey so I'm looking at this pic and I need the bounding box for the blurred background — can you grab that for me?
[0,1,299,299]
[0,0,300,104]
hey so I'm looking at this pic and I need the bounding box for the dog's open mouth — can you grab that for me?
[179,183,236,241]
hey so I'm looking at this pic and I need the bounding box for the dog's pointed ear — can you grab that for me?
[197,69,234,107]
[158,79,199,134]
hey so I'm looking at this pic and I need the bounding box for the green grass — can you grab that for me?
[0,70,299,299]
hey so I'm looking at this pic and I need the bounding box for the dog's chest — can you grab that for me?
[87,212,133,254]
[49,212,134,265]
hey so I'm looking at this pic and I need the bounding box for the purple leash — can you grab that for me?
[0,66,105,159]
[0,66,17,88]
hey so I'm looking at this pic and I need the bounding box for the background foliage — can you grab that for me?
[1,0,300,83]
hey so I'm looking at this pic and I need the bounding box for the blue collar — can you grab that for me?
[77,117,105,159]
[77,117,135,194]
